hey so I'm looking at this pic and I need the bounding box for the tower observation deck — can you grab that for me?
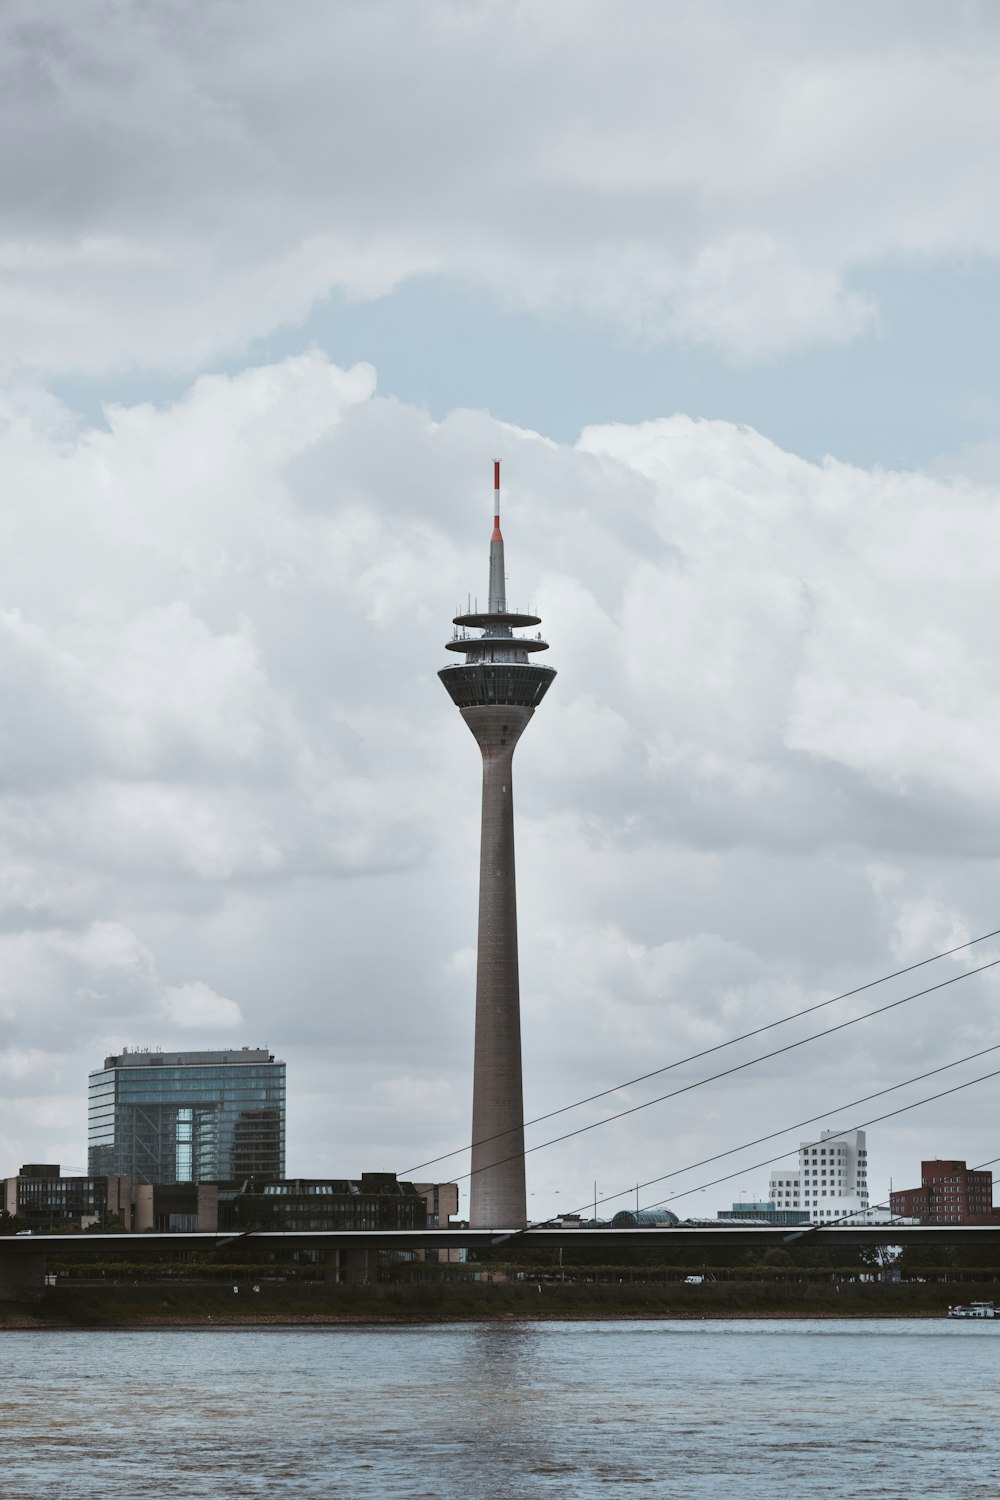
[439,462,555,1228]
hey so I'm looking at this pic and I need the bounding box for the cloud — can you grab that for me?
[4,2,1000,368]
[0,347,998,1208]
[5,0,1000,1212]
[673,234,875,360]
[162,980,242,1028]
[0,921,158,1048]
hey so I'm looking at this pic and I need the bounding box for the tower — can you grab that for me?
[439,462,555,1227]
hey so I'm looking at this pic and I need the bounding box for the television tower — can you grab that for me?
[439,462,556,1228]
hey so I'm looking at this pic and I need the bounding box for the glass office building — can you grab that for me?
[88,1048,285,1185]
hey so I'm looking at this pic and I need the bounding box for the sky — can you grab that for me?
[3,0,1000,1223]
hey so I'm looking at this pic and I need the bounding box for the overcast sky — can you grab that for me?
[3,0,1000,1221]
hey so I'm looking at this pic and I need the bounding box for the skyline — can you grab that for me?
[4,3,1000,1221]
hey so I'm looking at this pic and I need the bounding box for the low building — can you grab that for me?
[717,1200,810,1226]
[218,1173,432,1233]
[412,1181,464,1262]
[133,1182,219,1233]
[2,1164,133,1232]
[413,1182,459,1229]
[1,1166,460,1237]
[890,1159,1000,1224]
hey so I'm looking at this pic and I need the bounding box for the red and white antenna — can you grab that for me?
[488,459,506,613]
[492,459,503,542]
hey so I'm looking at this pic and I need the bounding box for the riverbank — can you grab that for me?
[1,1278,993,1326]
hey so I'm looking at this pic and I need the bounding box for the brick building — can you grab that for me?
[890,1159,1000,1224]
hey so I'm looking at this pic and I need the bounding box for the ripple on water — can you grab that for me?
[1,1321,999,1499]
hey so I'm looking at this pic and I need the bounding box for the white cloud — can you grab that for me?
[0,921,158,1042]
[162,980,242,1029]
[4,0,1000,1210]
[673,234,875,359]
[4,2,1000,367]
[0,348,998,1208]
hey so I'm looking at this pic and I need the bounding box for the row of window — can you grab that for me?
[263,1183,362,1196]
[776,1174,864,1180]
[90,1086,286,1102]
[799,1145,866,1158]
[88,1080,283,1092]
[439,663,556,709]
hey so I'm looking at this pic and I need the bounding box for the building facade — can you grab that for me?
[890,1159,1000,1224]
[133,1181,220,1233]
[413,1181,460,1229]
[768,1128,870,1223]
[3,1164,132,1232]
[717,1200,810,1226]
[2,1168,456,1237]
[438,462,556,1229]
[217,1173,432,1233]
[88,1047,285,1185]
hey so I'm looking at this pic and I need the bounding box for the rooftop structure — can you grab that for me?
[439,463,556,1228]
[610,1209,680,1228]
[88,1047,285,1185]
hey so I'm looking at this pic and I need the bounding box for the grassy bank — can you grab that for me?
[0,1277,992,1326]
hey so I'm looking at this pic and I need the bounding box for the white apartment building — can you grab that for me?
[768,1128,870,1224]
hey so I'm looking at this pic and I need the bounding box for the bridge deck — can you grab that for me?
[3,1224,1000,1254]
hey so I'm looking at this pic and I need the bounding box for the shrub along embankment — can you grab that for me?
[0,1275,991,1326]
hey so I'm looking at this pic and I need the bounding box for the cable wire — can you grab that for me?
[447,953,1000,1188]
[510,1150,1000,1248]
[504,1042,1000,1237]
[403,924,1000,1176]
[794,1152,1000,1238]
[640,1057,1000,1218]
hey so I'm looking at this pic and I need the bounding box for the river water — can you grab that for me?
[2,1319,997,1498]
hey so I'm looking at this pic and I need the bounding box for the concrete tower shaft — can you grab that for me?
[463,703,532,1226]
[439,463,555,1229]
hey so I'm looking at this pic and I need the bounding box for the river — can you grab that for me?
[2,1319,997,1498]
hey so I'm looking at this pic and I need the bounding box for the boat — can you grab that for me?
[946,1300,997,1319]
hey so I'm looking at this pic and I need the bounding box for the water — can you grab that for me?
[2,1320,998,1498]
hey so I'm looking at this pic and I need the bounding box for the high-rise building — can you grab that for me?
[890,1159,1000,1224]
[769,1128,870,1223]
[88,1047,285,1185]
[439,463,555,1228]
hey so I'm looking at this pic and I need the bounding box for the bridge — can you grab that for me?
[3,1223,1000,1300]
